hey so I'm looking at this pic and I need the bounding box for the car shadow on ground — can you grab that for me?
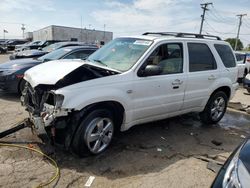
[1,111,248,186]
[38,112,247,181]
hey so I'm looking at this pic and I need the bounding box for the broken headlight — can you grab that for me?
[223,144,250,188]
[55,94,64,109]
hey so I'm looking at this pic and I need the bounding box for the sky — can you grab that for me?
[0,0,250,46]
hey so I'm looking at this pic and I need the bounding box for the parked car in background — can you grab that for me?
[21,32,238,156]
[15,40,42,52]
[235,51,247,81]
[14,40,62,52]
[211,138,250,188]
[0,46,7,54]
[0,45,97,94]
[3,39,28,51]
[243,73,250,93]
[10,42,97,60]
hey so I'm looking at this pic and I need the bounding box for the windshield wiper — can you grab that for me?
[92,59,107,67]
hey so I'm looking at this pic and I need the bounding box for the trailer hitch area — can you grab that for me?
[0,118,34,139]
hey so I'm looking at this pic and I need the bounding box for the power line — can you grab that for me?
[204,20,237,35]
[199,2,213,34]
[206,12,236,26]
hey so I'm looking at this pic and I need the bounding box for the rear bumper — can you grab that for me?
[230,82,239,99]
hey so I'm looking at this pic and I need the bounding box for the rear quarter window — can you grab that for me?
[214,44,236,68]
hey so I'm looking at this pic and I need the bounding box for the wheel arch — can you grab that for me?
[211,86,231,100]
[80,100,125,129]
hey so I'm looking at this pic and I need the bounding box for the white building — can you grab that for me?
[32,25,113,45]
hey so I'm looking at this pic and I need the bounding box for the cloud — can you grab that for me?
[0,0,55,12]
[92,0,199,36]
[133,0,174,11]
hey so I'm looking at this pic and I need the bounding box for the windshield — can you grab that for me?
[38,48,72,61]
[42,42,62,52]
[87,38,152,72]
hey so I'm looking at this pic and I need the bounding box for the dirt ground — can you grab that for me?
[0,53,250,188]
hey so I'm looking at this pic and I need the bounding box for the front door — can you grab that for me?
[131,42,186,122]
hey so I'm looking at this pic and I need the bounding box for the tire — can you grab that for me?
[18,79,26,95]
[71,109,115,157]
[200,91,228,124]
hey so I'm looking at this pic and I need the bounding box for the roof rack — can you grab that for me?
[142,32,221,40]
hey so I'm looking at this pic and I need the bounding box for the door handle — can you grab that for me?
[208,75,216,80]
[172,79,183,85]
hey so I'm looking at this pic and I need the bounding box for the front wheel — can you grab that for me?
[72,109,115,157]
[18,79,26,95]
[200,91,228,124]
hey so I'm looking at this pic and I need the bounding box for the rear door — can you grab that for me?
[183,42,220,110]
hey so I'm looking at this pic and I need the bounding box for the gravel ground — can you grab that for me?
[0,53,249,188]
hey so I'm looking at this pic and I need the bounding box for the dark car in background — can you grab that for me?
[14,40,42,52]
[0,45,97,93]
[10,41,96,60]
[4,39,29,51]
[14,40,62,52]
[0,46,7,54]
[211,138,250,188]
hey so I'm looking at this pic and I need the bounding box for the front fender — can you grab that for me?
[56,86,132,112]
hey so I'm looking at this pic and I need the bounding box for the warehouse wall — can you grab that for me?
[33,25,113,44]
[33,26,53,40]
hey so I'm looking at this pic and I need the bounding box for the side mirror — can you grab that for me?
[140,65,162,77]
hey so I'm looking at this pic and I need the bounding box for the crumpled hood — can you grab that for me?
[24,59,86,88]
[0,58,41,69]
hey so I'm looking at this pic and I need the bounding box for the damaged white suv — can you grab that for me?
[22,32,238,156]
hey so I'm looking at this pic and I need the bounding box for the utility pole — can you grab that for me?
[234,14,247,50]
[103,24,106,42]
[21,24,25,38]
[199,2,213,34]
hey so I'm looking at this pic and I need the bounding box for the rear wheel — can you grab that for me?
[71,109,115,157]
[200,91,228,124]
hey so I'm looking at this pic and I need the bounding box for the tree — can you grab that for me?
[225,38,243,51]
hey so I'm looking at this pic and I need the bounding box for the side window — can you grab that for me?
[188,43,217,72]
[142,43,183,75]
[214,44,236,68]
[64,50,95,59]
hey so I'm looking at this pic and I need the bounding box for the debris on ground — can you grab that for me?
[211,140,222,146]
[246,107,250,114]
[85,176,95,187]
[240,135,246,139]
[161,136,166,140]
[207,161,222,173]
[228,102,245,110]
[157,148,162,152]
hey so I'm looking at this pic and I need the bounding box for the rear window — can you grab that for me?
[214,44,236,68]
[188,43,217,72]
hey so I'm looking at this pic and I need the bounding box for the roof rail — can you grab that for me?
[142,32,221,40]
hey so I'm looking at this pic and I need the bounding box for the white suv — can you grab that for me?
[22,32,238,156]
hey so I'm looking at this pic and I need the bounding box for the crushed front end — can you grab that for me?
[21,83,72,146]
